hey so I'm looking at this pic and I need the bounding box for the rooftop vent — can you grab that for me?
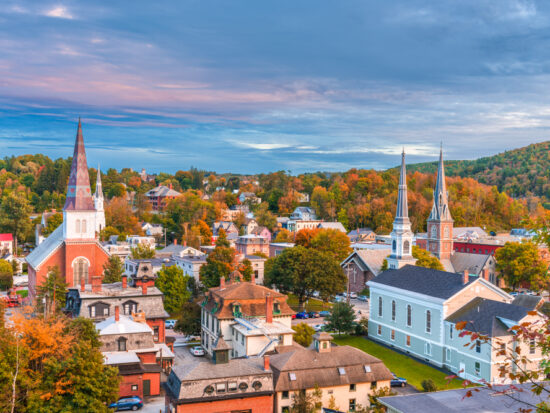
[364,365,371,373]
[289,373,297,381]
[338,367,346,375]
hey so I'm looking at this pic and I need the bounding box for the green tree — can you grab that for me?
[412,246,444,271]
[199,230,235,288]
[240,259,253,282]
[99,226,120,242]
[0,192,33,252]
[131,243,156,259]
[0,259,13,290]
[495,242,548,291]
[156,265,192,315]
[174,302,201,336]
[291,384,322,413]
[42,212,63,236]
[255,203,277,231]
[265,246,346,311]
[36,266,67,316]
[102,255,124,284]
[292,323,315,347]
[326,302,355,335]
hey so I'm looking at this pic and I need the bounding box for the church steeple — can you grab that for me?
[64,118,95,211]
[427,145,454,260]
[386,150,416,270]
[93,163,106,233]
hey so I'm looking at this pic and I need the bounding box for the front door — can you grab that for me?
[143,380,150,397]
[459,362,466,379]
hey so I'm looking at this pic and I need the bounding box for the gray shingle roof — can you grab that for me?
[512,294,544,310]
[450,252,490,275]
[446,297,529,336]
[370,265,474,299]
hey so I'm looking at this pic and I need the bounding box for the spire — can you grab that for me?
[395,149,410,223]
[64,119,95,211]
[429,145,452,221]
[94,163,103,200]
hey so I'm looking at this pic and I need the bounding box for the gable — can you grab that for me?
[444,279,511,317]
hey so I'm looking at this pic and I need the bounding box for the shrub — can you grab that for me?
[354,317,368,336]
[421,379,437,392]
[292,323,316,347]
[359,287,370,297]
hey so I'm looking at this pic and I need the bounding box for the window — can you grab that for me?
[364,365,371,373]
[216,383,226,393]
[349,399,356,412]
[117,337,127,351]
[91,306,96,317]
[378,297,383,317]
[377,325,381,335]
[289,373,297,381]
[338,367,346,375]
[228,382,238,392]
[123,301,138,315]
[392,240,396,252]
[475,362,480,376]
[153,326,159,342]
[449,325,453,339]
[73,258,89,287]
[431,225,437,238]
[425,342,431,355]
[350,384,356,392]
[391,300,396,322]
[426,311,431,333]
[500,343,506,353]
[406,335,411,347]
[446,348,451,362]
[403,240,410,254]
[75,219,81,233]
[391,330,395,341]
[475,340,481,353]
[282,408,290,413]
[370,381,377,390]
[407,305,412,327]
[82,219,87,233]
[530,339,536,354]
[282,390,289,399]
[131,384,138,391]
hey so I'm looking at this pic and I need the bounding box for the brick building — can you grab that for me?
[235,235,269,256]
[145,184,181,210]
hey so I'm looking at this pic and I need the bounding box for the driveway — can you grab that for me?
[141,396,165,413]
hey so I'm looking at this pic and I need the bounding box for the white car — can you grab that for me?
[189,346,206,357]
[313,324,325,332]
[165,319,176,329]
[349,292,357,299]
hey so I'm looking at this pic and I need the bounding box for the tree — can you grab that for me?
[255,203,277,231]
[265,246,346,310]
[0,259,13,291]
[309,229,352,262]
[199,230,236,288]
[294,228,320,248]
[156,265,192,315]
[325,302,355,335]
[495,242,548,291]
[292,323,315,347]
[412,246,444,271]
[274,229,294,243]
[41,212,63,236]
[102,255,124,284]
[239,258,253,282]
[36,266,67,316]
[99,225,120,242]
[0,192,32,253]
[291,385,322,413]
[131,243,156,259]
[105,196,142,235]
[174,302,201,336]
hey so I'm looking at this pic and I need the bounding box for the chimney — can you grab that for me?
[141,282,148,295]
[250,272,256,284]
[266,293,273,324]
[92,276,101,293]
[462,270,469,285]
[183,240,187,247]
[80,276,85,292]
[115,306,120,322]
[174,239,177,245]
[122,275,127,289]
[264,355,270,371]
[220,276,225,289]
[482,268,489,281]
[169,183,173,190]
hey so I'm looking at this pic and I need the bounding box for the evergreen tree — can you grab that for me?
[156,265,191,315]
[131,243,156,259]
[199,230,235,288]
[326,302,355,335]
[102,255,124,284]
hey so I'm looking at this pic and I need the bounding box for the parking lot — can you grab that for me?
[291,297,370,327]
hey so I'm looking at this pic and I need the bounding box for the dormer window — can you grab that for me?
[232,303,241,317]
[123,300,138,315]
[273,301,281,315]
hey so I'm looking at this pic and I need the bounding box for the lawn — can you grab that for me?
[333,336,467,391]
[16,290,28,298]
[286,294,332,312]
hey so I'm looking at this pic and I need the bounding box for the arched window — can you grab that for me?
[392,240,396,252]
[378,297,383,317]
[73,258,89,286]
[426,310,431,333]
[117,337,127,351]
[407,305,412,327]
[444,227,449,238]
[391,300,396,321]
[81,219,87,233]
[431,225,437,238]
[75,219,81,233]
[403,240,410,254]
[122,300,138,315]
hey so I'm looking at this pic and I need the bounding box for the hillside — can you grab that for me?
[407,141,550,206]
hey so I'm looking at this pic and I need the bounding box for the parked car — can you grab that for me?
[334,296,345,303]
[109,396,143,411]
[358,295,368,302]
[295,312,309,319]
[319,311,331,317]
[313,324,325,332]
[190,346,206,357]
[291,314,297,319]
[165,319,176,329]
[349,292,358,299]
[308,311,320,318]
[390,373,407,387]
[509,292,519,297]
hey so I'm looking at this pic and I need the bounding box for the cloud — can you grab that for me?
[44,6,73,19]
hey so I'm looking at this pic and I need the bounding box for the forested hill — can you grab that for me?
[407,141,550,206]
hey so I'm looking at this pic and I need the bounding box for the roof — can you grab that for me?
[64,119,96,211]
[270,345,393,391]
[232,318,295,337]
[317,222,347,232]
[213,335,231,351]
[96,314,153,336]
[512,294,544,310]
[343,249,390,276]
[25,225,65,270]
[378,383,550,413]
[103,351,141,365]
[146,185,181,198]
[446,297,529,337]
[450,252,491,276]
[0,234,13,241]
[453,227,489,239]
[172,357,268,382]
[347,228,374,236]
[369,265,476,300]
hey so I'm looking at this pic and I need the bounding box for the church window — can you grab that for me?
[392,240,396,252]
[431,225,437,238]
[407,305,412,327]
[391,300,396,321]
[73,258,89,286]
[82,219,87,233]
[403,241,410,254]
[75,219,81,233]
[426,311,432,333]
[378,297,383,317]
[444,227,449,237]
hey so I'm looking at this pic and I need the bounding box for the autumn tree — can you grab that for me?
[292,323,315,347]
[131,243,156,259]
[156,265,192,315]
[36,266,67,316]
[254,203,278,231]
[105,196,142,235]
[41,212,63,236]
[199,230,236,288]
[495,242,548,291]
[274,229,294,243]
[0,259,13,290]
[412,246,444,271]
[294,228,320,248]
[102,255,124,284]
[0,192,33,252]
[291,385,322,413]
[309,229,352,262]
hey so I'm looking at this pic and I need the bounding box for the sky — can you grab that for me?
[1,1,550,174]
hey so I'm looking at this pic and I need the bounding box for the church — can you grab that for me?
[27,120,109,299]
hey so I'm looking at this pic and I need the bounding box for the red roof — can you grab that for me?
[0,234,13,241]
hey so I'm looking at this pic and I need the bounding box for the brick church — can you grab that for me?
[27,120,109,299]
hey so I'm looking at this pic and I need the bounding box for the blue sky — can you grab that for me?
[1,1,549,173]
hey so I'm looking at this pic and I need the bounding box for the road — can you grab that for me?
[291,298,370,327]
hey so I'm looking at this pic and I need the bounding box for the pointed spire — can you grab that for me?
[64,119,95,211]
[94,163,103,199]
[395,149,410,222]
[429,145,452,221]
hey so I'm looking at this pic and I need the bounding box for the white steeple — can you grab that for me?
[93,163,106,233]
[386,150,417,270]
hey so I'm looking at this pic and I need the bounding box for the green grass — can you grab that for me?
[286,294,333,312]
[16,290,28,298]
[333,336,467,391]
